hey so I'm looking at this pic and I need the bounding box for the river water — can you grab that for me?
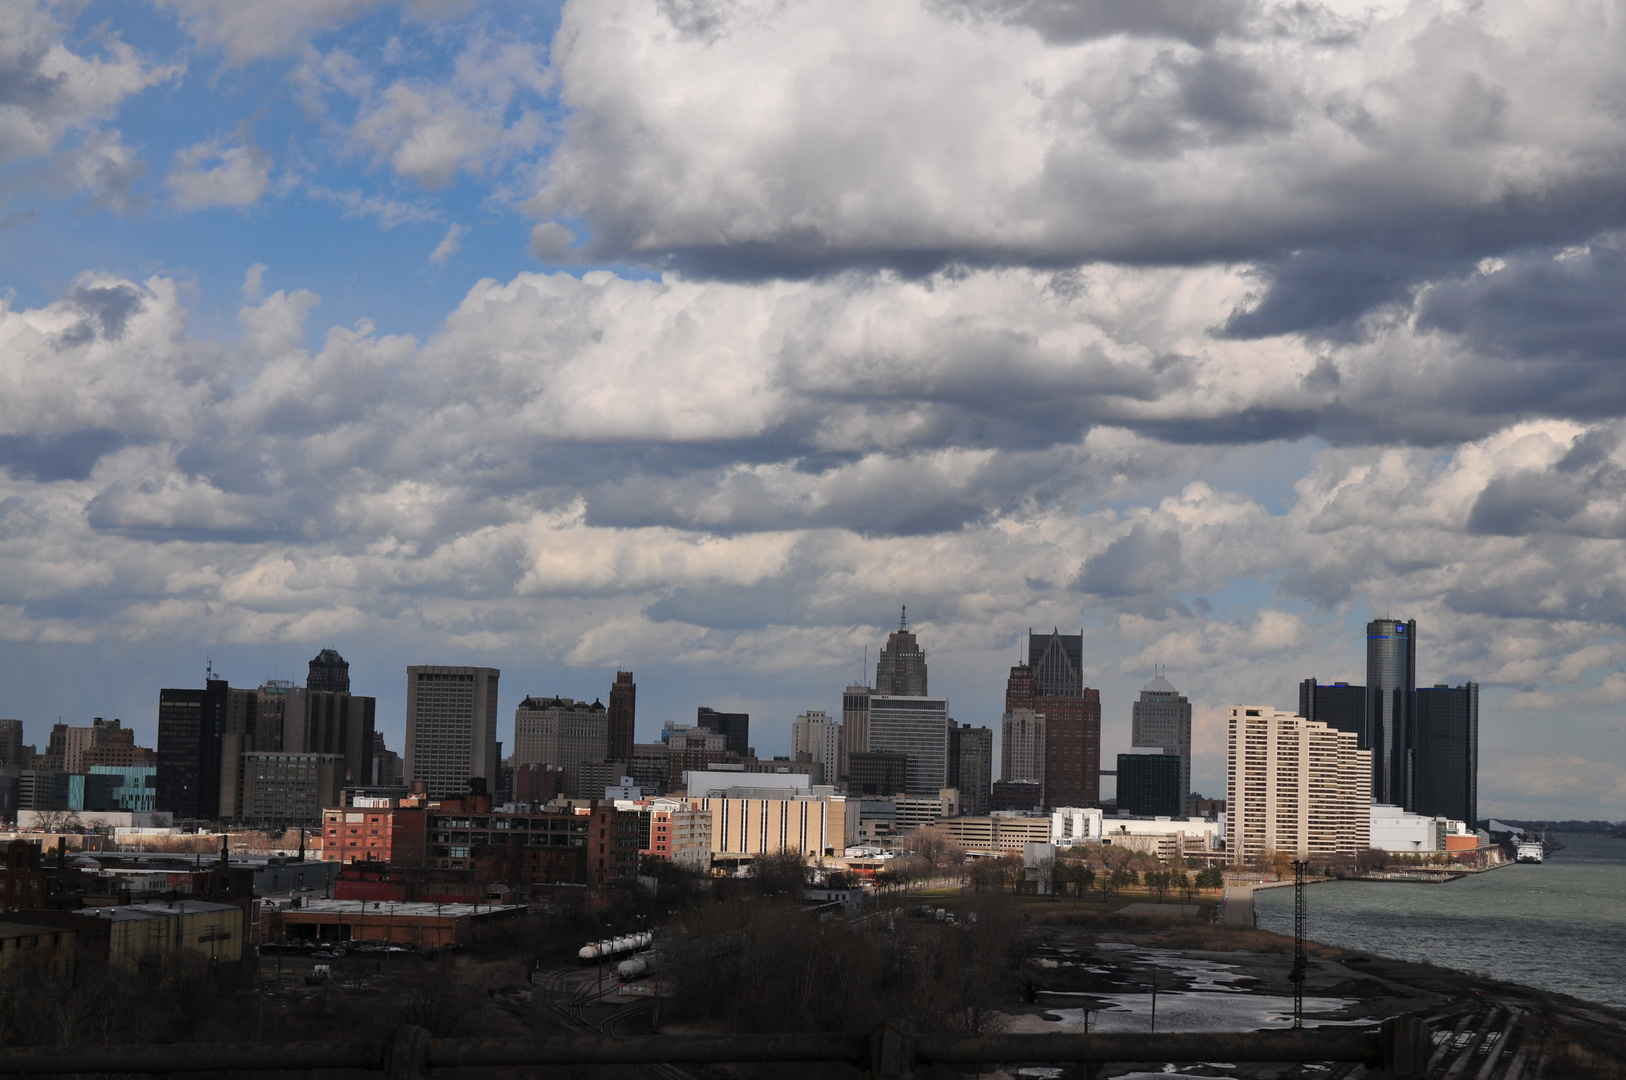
[1254,833,1626,1008]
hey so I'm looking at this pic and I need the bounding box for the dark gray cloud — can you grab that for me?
[0,430,126,482]
[938,0,1254,47]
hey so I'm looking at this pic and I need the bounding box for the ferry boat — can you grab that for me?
[1515,839,1544,863]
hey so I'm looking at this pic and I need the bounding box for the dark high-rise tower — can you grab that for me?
[1131,673,1192,809]
[1028,629,1099,809]
[307,649,350,694]
[696,706,749,757]
[1414,683,1477,826]
[1366,618,1417,807]
[1299,679,1366,744]
[875,607,928,696]
[608,671,636,762]
[156,678,229,819]
[1029,628,1083,697]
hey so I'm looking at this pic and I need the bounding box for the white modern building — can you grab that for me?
[790,710,842,785]
[1226,705,1372,865]
[1370,803,1471,852]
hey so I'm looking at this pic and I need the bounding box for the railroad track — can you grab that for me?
[535,964,696,1080]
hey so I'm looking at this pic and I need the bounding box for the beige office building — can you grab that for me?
[1226,706,1371,866]
[698,794,851,859]
[1001,708,1045,786]
[790,710,842,785]
[405,666,500,798]
[512,696,609,794]
[941,814,1053,855]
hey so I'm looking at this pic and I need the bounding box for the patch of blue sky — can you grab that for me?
[1,0,594,347]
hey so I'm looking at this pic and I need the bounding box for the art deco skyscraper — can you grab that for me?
[1366,619,1416,808]
[1131,671,1192,809]
[875,607,928,696]
[405,665,500,798]
[307,648,351,693]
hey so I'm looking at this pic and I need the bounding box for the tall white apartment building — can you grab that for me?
[1226,705,1371,866]
[790,710,842,785]
[404,666,500,798]
[1001,707,1045,785]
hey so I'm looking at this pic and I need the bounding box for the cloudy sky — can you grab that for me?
[3,0,1626,819]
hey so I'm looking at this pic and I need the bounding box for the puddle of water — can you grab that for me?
[1031,992,1364,1033]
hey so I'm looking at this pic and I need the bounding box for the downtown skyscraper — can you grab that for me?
[875,607,928,695]
[1130,671,1192,810]
[1366,618,1417,807]
[405,665,501,798]
[1028,629,1100,809]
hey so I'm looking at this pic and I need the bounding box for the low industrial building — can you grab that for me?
[265,898,524,948]
[0,921,75,979]
[71,900,244,974]
[1370,804,1476,853]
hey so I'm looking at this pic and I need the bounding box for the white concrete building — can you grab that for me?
[790,710,842,785]
[405,666,500,799]
[1226,705,1371,865]
[1369,804,1471,852]
[1050,806,1102,845]
[1001,707,1045,786]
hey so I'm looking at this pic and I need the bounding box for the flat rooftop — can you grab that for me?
[285,900,523,918]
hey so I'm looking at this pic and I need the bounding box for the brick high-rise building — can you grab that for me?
[607,671,636,763]
[1028,630,1100,809]
[875,607,928,696]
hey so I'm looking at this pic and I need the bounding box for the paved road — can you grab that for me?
[1220,882,1256,926]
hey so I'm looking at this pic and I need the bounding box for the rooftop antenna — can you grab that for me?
[205,655,214,682]
[899,605,908,632]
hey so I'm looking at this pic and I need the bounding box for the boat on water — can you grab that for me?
[1516,840,1544,863]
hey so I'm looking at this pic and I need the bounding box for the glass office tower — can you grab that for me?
[1414,683,1478,826]
[1365,619,1416,808]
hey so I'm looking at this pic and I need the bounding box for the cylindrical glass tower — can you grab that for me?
[1365,619,1416,808]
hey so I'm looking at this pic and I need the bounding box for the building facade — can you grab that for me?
[1130,674,1192,806]
[512,696,609,788]
[307,648,351,693]
[695,707,750,757]
[875,608,928,696]
[1026,631,1101,809]
[607,671,636,763]
[239,753,343,825]
[1117,750,1183,818]
[1001,707,1045,788]
[699,794,849,859]
[1298,679,1366,743]
[866,696,950,798]
[1225,706,1372,865]
[642,805,712,871]
[1413,683,1478,826]
[839,684,871,781]
[1366,618,1417,808]
[404,666,501,799]
[156,680,230,820]
[847,751,908,796]
[949,721,993,814]
[321,804,428,865]
[790,710,842,786]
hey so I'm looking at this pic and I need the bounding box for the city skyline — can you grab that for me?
[0,609,1515,818]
